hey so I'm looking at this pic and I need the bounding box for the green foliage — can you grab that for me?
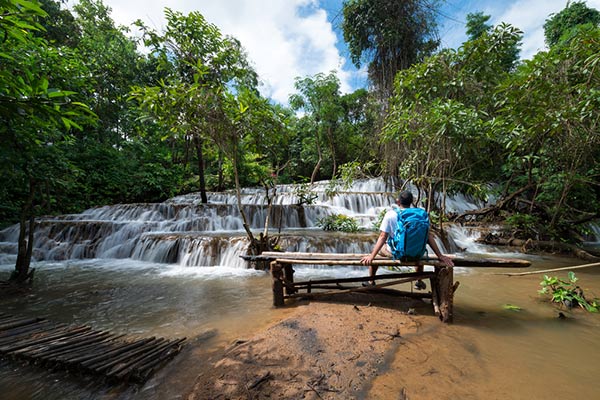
[372,209,387,231]
[493,26,600,234]
[292,182,318,206]
[539,272,599,312]
[505,213,540,238]
[317,214,360,233]
[465,11,492,40]
[342,0,440,97]
[544,1,600,47]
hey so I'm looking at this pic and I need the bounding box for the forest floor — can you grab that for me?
[185,292,497,400]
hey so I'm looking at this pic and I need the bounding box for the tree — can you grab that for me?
[466,11,491,41]
[289,72,344,182]
[544,1,600,47]
[342,0,440,99]
[132,8,257,204]
[0,0,94,282]
[492,26,600,237]
[382,23,523,210]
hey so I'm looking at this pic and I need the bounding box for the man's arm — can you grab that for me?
[428,232,454,267]
[361,231,388,265]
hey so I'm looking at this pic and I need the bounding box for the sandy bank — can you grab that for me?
[185,292,488,400]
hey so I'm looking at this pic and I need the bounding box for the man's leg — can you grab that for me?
[415,261,427,290]
[366,246,391,285]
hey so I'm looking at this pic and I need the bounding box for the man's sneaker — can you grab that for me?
[362,281,376,287]
[414,280,427,290]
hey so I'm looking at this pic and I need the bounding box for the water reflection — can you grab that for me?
[1,254,600,399]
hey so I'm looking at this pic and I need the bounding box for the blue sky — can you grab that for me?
[69,0,600,104]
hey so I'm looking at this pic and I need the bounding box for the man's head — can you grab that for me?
[397,191,413,208]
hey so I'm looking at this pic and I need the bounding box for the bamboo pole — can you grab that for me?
[292,271,435,287]
[496,262,600,276]
[286,276,426,299]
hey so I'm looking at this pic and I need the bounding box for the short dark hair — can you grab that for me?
[398,191,413,207]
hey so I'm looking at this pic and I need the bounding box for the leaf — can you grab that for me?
[503,304,522,311]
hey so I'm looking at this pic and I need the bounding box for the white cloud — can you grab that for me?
[440,0,600,59]
[67,0,600,101]
[70,0,354,105]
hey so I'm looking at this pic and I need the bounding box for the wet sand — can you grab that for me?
[185,273,600,400]
[186,293,449,400]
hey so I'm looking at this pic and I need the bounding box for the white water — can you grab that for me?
[0,178,496,271]
[2,179,600,400]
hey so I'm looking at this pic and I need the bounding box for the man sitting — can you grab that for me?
[360,191,454,288]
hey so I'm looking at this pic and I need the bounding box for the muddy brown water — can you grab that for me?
[0,253,599,399]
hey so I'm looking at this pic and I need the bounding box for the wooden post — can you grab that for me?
[430,271,441,318]
[436,266,455,323]
[270,261,284,307]
[283,264,296,295]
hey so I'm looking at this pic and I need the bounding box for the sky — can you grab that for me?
[70,0,600,104]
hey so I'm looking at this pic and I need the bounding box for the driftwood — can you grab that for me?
[497,261,600,276]
[453,184,534,222]
[480,236,599,261]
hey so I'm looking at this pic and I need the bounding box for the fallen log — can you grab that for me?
[480,236,599,261]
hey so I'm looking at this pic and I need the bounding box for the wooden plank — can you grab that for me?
[286,276,428,299]
[72,338,155,366]
[130,338,187,382]
[35,331,112,361]
[259,251,531,268]
[86,338,163,373]
[92,339,166,374]
[0,320,53,341]
[107,339,180,379]
[0,317,45,331]
[292,271,435,286]
[0,314,185,383]
[0,326,90,354]
[0,323,65,348]
[55,335,126,363]
[11,327,93,357]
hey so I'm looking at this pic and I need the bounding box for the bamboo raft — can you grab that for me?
[245,252,532,323]
[0,313,186,383]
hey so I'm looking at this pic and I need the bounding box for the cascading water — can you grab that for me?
[3,179,598,400]
[0,177,501,269]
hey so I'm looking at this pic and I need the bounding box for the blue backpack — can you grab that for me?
[387,207,430,260]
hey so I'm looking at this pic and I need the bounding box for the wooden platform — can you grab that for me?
[0,313,185,383]
[249,252,531,323]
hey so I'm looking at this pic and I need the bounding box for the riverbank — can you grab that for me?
[185,266,600,400]
[187,293,428,399]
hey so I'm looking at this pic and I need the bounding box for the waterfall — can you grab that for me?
[0,178,504,269]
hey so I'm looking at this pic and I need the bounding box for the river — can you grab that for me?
[0,179,598,399]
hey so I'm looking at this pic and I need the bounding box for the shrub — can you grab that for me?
[539,272,599,312]
[317,214,360,232]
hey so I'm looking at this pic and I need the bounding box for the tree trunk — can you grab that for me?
[217,151,224,192]
[194,134,208,204]
[310,129,322,184]
[12,178,36,284]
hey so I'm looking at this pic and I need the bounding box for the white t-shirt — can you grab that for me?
[380,208,399,235]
